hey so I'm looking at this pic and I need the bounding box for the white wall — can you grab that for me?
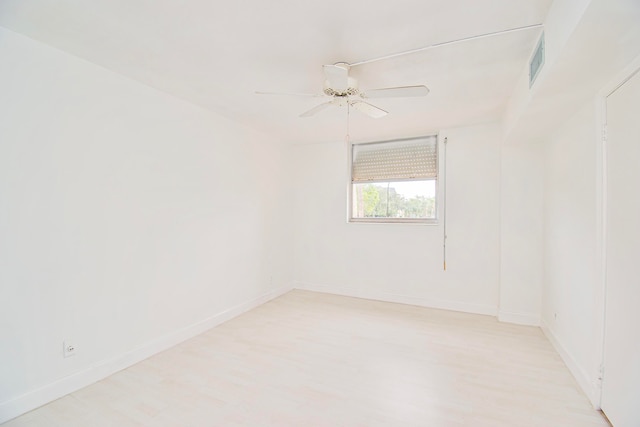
[499,143,544,325]
[503,0,592,140]
[501,0,640,406]
[541,101,601,404]
[292,124,501,315]
[504,0,640,145]
[0,27,292,422]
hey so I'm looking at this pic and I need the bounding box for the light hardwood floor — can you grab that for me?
[3,290,610,426]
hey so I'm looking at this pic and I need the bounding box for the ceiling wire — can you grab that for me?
[351,23,544,67]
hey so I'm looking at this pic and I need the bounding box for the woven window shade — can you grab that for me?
[352,136,437,182]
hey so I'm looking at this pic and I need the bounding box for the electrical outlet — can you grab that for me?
[63,341,76,358]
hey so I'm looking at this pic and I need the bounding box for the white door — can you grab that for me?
[601,67,640,427]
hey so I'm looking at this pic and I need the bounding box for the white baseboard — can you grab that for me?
[293,281,497,317]
[0,284,293,425]
[541,321,601,409]
[498,310,541,326]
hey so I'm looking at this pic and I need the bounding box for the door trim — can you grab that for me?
[594,53,640,409]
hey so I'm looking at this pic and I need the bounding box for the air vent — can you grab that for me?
[529,33,545,88]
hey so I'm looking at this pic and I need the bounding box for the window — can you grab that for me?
[349,135,438,223]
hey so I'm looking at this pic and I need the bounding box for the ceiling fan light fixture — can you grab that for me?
[323,76,359,96]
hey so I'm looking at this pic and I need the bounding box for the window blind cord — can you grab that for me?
[443,136,448,271]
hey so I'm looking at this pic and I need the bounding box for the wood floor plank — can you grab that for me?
[2,290,610,426]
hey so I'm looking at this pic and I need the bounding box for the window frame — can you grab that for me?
[347,135,439,225]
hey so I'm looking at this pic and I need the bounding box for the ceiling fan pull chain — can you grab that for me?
[345,102,351,145]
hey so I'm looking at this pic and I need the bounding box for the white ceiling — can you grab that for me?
[0,0,553,144]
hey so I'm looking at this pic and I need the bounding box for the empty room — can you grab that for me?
[1,0,639,425]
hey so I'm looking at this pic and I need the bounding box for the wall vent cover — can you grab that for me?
[529,33,545,88]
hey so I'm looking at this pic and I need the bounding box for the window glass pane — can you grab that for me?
[352,180,436,219]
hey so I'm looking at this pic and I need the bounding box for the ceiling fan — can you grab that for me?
[258,62,429,118]
[256,24,543,119]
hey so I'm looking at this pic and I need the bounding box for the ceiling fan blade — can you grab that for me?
[300,102,333,118]
[255,91,323,97]
[360,85,430,99]
[349,100,388,118]
[323,64,349,92]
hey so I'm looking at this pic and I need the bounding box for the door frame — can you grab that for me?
[594,53,640,409]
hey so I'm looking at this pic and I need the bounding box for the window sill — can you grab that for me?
[348,218,439,225]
